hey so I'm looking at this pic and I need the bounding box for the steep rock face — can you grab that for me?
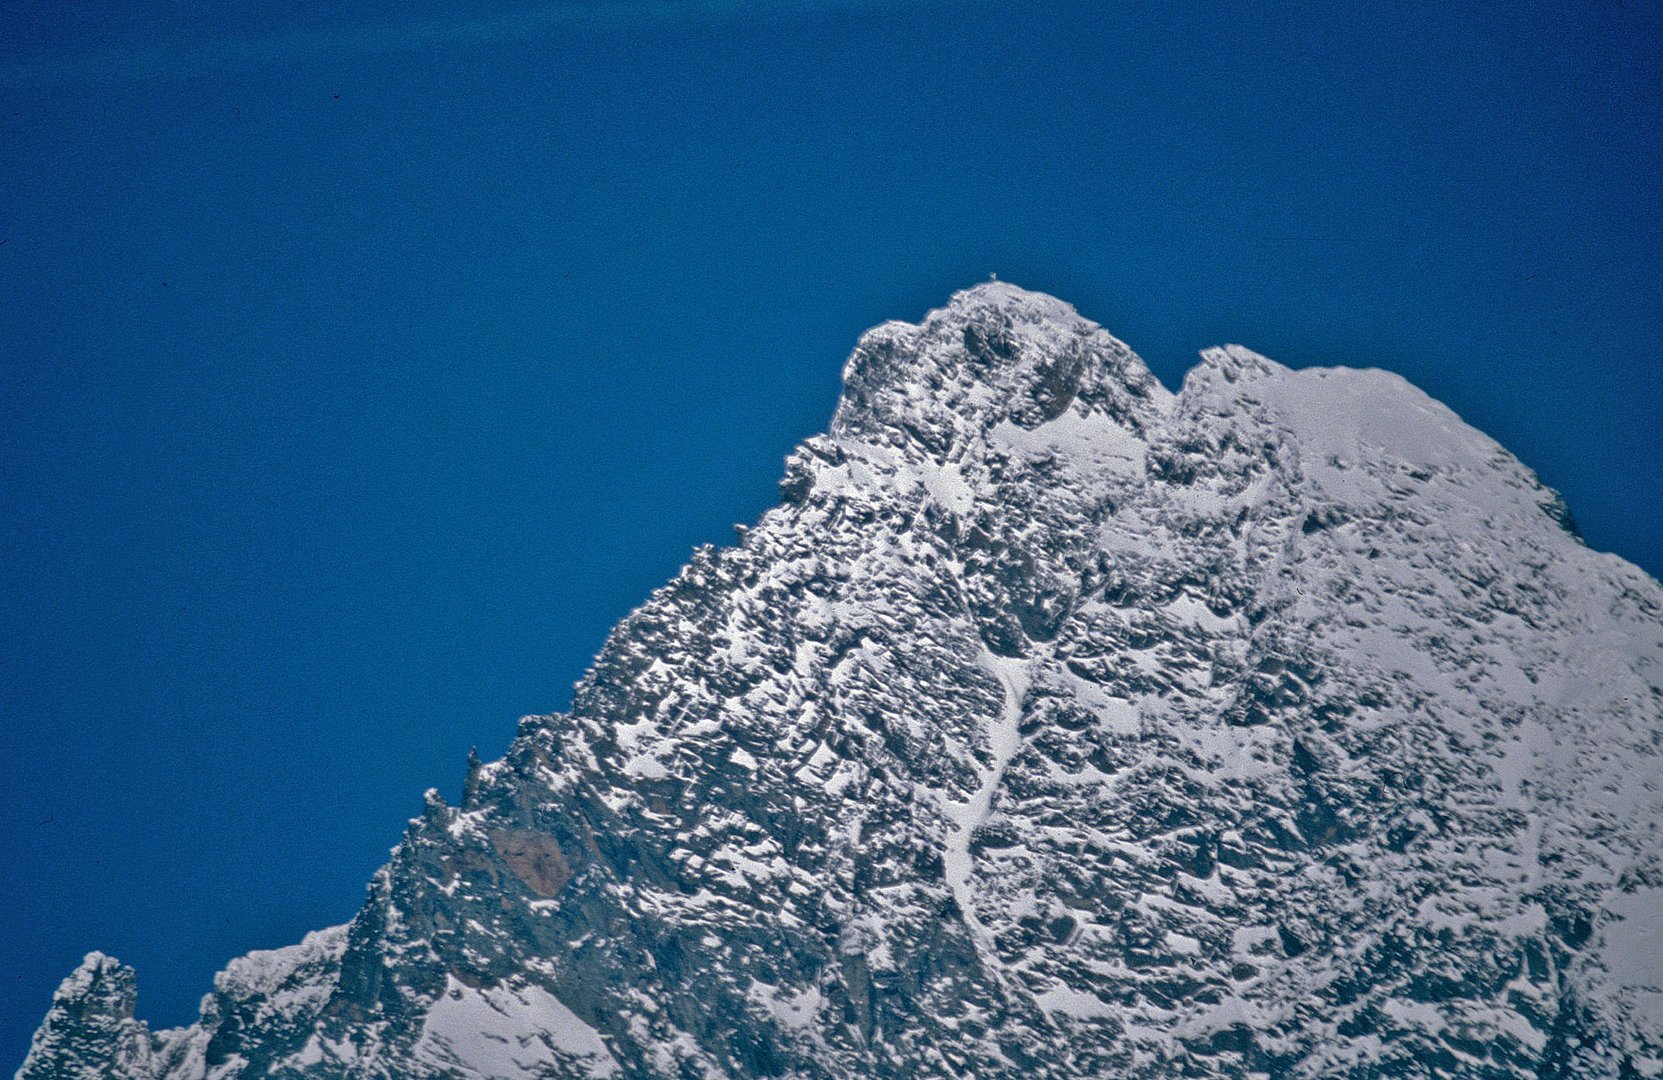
[20,284,1663,1078]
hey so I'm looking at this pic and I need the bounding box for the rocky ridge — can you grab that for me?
[20,283,1663,1078]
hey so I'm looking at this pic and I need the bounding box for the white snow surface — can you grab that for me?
[414,977,620,1078]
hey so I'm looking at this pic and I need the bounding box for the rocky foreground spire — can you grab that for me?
[21,284,1663,1078]
[21,954,152,1079]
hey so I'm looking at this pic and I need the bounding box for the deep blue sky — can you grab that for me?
[2,0,1659,1064]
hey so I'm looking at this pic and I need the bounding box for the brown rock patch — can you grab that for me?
[488,828,571,897]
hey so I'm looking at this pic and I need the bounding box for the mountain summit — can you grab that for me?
[21,285,1663,1078]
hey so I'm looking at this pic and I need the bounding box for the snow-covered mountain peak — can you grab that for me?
[1174,348,1570,544]
[829,281,1167,461]
[55,953,135,1013]
[19,284,1663,1079]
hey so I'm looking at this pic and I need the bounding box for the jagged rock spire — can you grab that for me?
[18,954,152,1080]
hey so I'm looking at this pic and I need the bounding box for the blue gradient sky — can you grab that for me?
[2,0,1659,1063]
